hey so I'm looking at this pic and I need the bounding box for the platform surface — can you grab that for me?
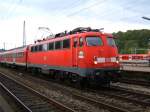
[121,65,150,73]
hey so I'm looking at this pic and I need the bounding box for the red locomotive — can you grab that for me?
[0,27,120,86]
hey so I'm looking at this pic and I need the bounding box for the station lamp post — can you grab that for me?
[142,16,150,53]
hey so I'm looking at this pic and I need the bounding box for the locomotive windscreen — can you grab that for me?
[107,37,116,47]
[86,37,103,46]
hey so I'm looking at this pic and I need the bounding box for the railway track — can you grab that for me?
[29,73,150,107]
[119,78,150,87]
[0,70,131,112]
[26,76,149,112]
[68,90,130,112]
[0,68,149,112]
[0,73,75,112]
[91,85,150,107]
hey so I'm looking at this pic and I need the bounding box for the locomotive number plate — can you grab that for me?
[105,58,111,62]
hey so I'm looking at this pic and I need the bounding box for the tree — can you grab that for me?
[114,29,150,54]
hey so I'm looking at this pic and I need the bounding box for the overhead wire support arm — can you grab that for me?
[142,16,150,21]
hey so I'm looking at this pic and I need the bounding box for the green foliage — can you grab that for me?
[113,29,150,54]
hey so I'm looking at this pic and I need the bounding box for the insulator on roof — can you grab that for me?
[68,27,104,35]
[55,31,67,38]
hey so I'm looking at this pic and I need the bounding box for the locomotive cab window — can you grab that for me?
[107,37,116,47]
[86,37,103,46]
[79,37,84,47]
[63,39,70,48]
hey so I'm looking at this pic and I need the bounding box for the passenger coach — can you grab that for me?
[0,47,27,67]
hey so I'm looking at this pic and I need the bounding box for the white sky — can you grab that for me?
[0,0,150,49]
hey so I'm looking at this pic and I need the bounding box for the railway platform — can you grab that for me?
[121,65,150,73]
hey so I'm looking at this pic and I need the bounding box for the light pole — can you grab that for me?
[23,20,26,47]
[148,38,150,51]
[142,16,150,52]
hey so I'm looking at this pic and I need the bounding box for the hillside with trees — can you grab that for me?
[113,29,150,54]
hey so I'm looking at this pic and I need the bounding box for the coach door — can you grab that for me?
[13,53,16,64]
[72,37,78,67]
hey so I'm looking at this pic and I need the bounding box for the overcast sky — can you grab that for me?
[0,0,150,49]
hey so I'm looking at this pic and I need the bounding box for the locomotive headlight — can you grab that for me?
[116,57,119,63]
[116,60,119,63]
[94,56,98,64]
[94,61,98,64]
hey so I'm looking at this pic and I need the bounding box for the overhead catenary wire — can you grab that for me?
[66,0,149,23]
[4,0,23,20]
[67,0,107,17]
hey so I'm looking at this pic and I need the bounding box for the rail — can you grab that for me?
[119,78,150,87]
[0,71,130,112]
[0,72,75,112]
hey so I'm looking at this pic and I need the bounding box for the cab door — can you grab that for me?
[72,37,78,67]
[78,37,85,67]
[72,36,85,68]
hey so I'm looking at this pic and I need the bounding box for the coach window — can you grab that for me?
[55,41,62,50]
[21,52,23,57]
[22,52,24,57]
[18,53,21,57]
[73,38,78,48]
[16,53,18,58]
[18,53,20,57]
[48,42,54,50]
[63,39,70,49]
[79,37,84,47]
[20,52,23,57]
[13,53,16,58]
